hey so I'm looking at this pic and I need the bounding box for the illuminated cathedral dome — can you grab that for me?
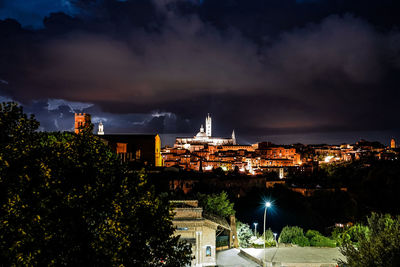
[196,125,208,138]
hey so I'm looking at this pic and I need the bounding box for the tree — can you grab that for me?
[0,102,192,266]
[197,191,235,218]
[237,221,253,248]
[339,213,400,267]
[332,223,369,246]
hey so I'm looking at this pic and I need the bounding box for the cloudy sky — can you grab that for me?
[1,0,400,145]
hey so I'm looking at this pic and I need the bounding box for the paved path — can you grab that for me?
[242,247,344,266]
[217,248,261,267]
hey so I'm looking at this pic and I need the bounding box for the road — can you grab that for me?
[216,248,261,267]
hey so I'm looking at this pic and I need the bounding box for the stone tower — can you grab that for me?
[98,121,104,135]
[205,113,212,137]
[391,138,396,149]
[74,113,91,134]
[232,130,236,145]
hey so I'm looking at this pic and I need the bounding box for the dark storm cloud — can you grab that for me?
[0,0,74,28]
[1,0,400,142]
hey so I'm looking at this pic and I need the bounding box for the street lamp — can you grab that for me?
[254,222,258,236]
[264,201,271,265]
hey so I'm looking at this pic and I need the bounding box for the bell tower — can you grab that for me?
[74,113,91,134]
[232,130,236,145]
[98,121,104,135]
[391,138,396,149]
[205,113,212,137]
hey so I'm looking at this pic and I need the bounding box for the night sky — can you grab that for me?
[1,0,400,145]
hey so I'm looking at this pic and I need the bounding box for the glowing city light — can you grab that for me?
[324,155,334,163]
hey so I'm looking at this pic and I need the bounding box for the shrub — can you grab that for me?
[249,236,276,248]
[305,230,321,240]
[310,235,336,247]
[293,235,310,247]
[279,226,305,244]
[306,230,336,247]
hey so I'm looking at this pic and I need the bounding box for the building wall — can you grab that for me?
[173,207,218,267]
[155,134,162,167]
[100,134,161,167]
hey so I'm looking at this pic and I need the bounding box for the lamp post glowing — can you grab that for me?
[264,201,271,265]
[254,222,258,236]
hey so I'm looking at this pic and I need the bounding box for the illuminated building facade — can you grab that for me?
[100,134,162,167]
[162,143,302,176]
[391,138,396,149]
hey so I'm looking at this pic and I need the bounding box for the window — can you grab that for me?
[205,246,211,257]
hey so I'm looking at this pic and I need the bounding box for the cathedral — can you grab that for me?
[175,114,236,148]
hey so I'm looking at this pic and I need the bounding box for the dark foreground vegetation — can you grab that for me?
[0,102,192,266]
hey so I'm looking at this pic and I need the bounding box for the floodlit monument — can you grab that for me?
[175,114,236,148]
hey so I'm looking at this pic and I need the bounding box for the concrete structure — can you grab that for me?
[241,247,344,267]
[171,200,231,267]
[216,249,259,267]
[74,113,91,134]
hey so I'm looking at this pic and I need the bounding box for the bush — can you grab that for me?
[279,226,305,245]
[310,235,336,247]
[293,235,310,247]
[251,241,277,248]
[305,230,321,240]
[249,235,276,248]
[306,230,336,247]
